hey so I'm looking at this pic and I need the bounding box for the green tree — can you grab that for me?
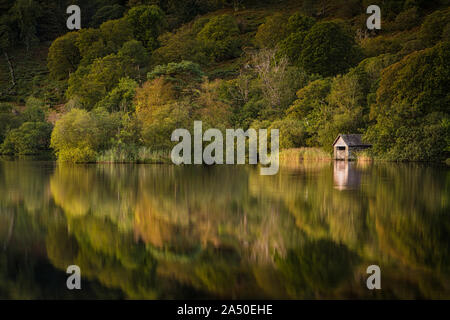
[254,13,288,49]
[147,60,204,90]
[91,5,126,28]
[99,18,134,53]
[300,21,362,77]
[22,96,47,122]
[9,0,41,51]
[75,28,109,66]
[366,42,450,161]
[197,14,241,61]
[420,8,450,47]
[96,77,138,113]
[47,32,81,80]
[126,5,167,50]
[66,54,126,108]
[1,121,52,155]
[286,78,332,146]
[118,40,150,80]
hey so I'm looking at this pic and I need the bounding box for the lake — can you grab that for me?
[0,159,448,299]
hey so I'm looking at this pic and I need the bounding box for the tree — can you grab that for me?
[47,32,81,80]
[147,60,204,91]
[197,14,241,61]
[66,54,126,108]
[91,5,126,28]
[151,21,211,66]
[300,21,362,77]
[126,5,167,50]
[250,49,309,116]
[1,121,52,155]
[420,8,450,47]
[254,14,288,49]
[316,73,367,151]
[96,77,139,113]
[118,40,150,80]
[99,18,133,53]
[285,12,315,34]
[75,28,109,66]
[134,78,190,149]
[366,42,450,161]
[22,96,47,122]
[286,78,331,146]
[9,0,41,51]
[0,21,16,91]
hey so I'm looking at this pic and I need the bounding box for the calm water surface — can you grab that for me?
[0,160,449,299]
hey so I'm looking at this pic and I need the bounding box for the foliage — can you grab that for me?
[2,1,450,162]
[254,13,288,49]
[47,32,81,80]
[196,14,241,61]
[300,21,362,77]
[96,77,139,113]
[0,103,21,143]
[50,108,120,162]
[1,121,52,155]
[366,42,450,161]
[134,78,190,149]
[9,0,42,51]
[91,5,126,28]
[420,8,450,46]
[126,5,167,50]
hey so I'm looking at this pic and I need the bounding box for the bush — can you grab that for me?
[0,103,22,144]
[270,118,306,149]
[1,122,52,155]
[57,146,97,163]
[50,108,119,162]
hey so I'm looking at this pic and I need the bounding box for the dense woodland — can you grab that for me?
[0,0,449,162]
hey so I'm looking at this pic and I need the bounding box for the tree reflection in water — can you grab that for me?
[0,160,449,299]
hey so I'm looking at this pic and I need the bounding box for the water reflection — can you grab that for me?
[0,160,449,299]
[333,161,361,190]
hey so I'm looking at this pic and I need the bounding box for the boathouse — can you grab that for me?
[333,134,371,160]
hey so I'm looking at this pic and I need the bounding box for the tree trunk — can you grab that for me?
[4,51,16,89]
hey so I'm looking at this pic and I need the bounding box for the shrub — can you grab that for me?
[50,108,119,162]
[1,122,52,155]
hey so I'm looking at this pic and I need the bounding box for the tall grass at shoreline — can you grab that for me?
[280,148,331,165]
[97,147,171,164]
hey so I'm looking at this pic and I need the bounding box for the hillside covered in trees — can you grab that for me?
[0,0,449,162]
